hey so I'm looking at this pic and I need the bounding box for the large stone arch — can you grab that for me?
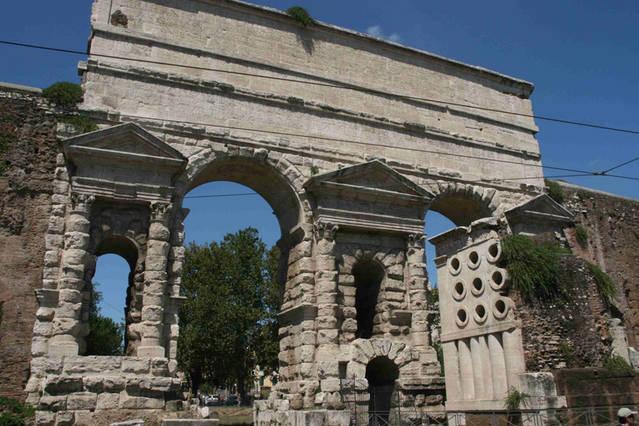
[424,181,501,226]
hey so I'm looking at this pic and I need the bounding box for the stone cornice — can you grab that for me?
[84,59,541,163]
[81,110,545,196]
[89,24,539,135]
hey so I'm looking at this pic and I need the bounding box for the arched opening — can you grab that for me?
[353,260,385,339]
[177,157,303,402]
[425,211,457,288]
[429,193,492,227]
[86,236,139,355]
[366,356,399,423]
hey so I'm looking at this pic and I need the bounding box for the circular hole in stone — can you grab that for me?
[456,309,468,325]
[475,304,487,322]
[488,243,500,260]
[492,270,504,288]
[494,299,509,320]
[453,281,466,301]
[472,277,484,295]
[450,257,461,274]
[469,251,479,264]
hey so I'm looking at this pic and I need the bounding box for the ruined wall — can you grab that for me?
[560,182,639,348]
[0,84,57,399]
[516,256,613,372]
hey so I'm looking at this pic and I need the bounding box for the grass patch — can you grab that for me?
[286,6,315,27]
[43,82,83,108]
[587,262,616,303]
[501,234,567,301]
[59,114,98,133]
[0,397,34,426]
[604,354,634,376]
[575,225,589,248]
[545,179,565,204]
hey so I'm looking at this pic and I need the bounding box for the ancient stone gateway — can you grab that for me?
[22,0,571,424]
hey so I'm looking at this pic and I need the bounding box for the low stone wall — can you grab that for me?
[25,356,182,425]
[553,368,639,421]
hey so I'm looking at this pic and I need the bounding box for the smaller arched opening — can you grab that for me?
[353,260,385,339]
[366,356,399,421]
[85,236,140,355]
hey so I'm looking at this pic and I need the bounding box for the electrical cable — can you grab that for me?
[2,39,639,136]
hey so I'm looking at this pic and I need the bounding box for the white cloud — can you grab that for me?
[366,25,401,43]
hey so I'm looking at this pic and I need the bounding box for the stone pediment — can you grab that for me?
[62,123,186,202]
[304,160,433,201]
[305,161,432,234]
[505,194,574,223]
[63,122,185,168]
[505,194,574,236]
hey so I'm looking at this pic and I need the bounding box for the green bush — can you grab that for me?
[504,386,530,411]
[42,82,83,108]
[545,179,565,204]
[604,354,634,376]
[59,114,98,133]
[501,234,567,301]
[286,6,315,27]
[587,262,616,303]
[0,397,34,426]
[575,225,589,248]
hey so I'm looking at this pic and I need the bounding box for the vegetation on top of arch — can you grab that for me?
[501,234,569,301]
[286,6,315,27]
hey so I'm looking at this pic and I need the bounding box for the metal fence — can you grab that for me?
[338,385,636,426]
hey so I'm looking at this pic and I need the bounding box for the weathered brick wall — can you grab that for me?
[0,84,57,399]
[516,256,612,371]
[560,183,639,348]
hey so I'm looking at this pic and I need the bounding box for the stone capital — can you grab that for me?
[313,222,339,242]
[407,233,426,250]
[70,192,95,213]
[150,202,173,223]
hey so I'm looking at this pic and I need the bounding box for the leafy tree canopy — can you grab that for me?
[177,228,281,401]
[85,283,124,356]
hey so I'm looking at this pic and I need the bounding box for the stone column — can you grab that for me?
[407,233,429,349]
[138,201,172,358]
[49,192,95,357]
[165,208,189,362]
[313,222,343,410]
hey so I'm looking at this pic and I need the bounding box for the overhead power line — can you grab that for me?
[2,39,639,136]
[102,112,639,182]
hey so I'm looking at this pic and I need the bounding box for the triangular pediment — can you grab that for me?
[304,160,433,199]
[505,194,574,223]
[63,122,186,165]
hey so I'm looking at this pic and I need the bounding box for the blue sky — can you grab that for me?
[1,1,637,322]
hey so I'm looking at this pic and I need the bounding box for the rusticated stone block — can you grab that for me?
[44,377,83,395]
[66,392,97,411]
[96,392,120,409]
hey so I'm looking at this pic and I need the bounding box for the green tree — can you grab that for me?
[85,283,124,355]
[177,228,281,402]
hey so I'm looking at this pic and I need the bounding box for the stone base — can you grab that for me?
[254,402,350,426]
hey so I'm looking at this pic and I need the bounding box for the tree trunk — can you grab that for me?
[191,367,202,396]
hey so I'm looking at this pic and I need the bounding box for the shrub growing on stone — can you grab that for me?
[604,354,634,376]
[501,234,567,301]
[59,114,98,133]
[575,225,589,248]
[587,262,616,304]
[545,179,565,204]
[0,397,34,426]
[286,6,315,27]
[42,82,83,108]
